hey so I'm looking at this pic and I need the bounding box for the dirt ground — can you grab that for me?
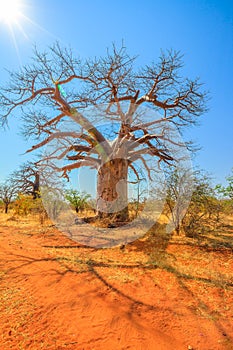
[0,213,232,350]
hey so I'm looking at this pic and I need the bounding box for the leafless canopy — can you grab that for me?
[10,162,40,198]
[0,179,18,213]
[0,42,208,181]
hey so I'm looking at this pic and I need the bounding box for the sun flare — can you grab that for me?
[0,0,56,65]
[0,0,22,24]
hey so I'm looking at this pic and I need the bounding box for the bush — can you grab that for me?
[13,194,34,216]
[13,194,48,223]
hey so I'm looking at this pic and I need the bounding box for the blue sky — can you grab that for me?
[0,0,232,186]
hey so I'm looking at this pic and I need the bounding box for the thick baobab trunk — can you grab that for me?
[4,202,9,214]
[97,158,129,222]
[32,172,40,199]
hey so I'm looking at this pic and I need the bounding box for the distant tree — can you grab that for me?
[166,169,190,235]
[155,167,194,235]
[157,169,220,235]
[0,43,208,223]
[0,180,18,213]
[65,189,91,213]
[216,169,233,200]
[183,171,221,236]
[128,166,147,217]
[11,162,40,199]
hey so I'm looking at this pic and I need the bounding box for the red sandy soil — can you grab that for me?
[0,214,232,350]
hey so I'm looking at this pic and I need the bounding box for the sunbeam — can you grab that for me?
[0,0,60,66]
[8,24,22,66]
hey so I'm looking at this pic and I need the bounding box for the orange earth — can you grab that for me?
[0,213,232,350]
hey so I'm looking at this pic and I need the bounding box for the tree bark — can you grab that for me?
[97,158,129,222]
[32,173,40,199]
[4,202,9,214]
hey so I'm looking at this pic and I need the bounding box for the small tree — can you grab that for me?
[215,170,233,215]
[216,169,233,200]
[156,169,220,235]
[65,189,91,213]
[0,180,18,213]
[182,172,221,236]
[167,173,184,235]
[128,166,147,218]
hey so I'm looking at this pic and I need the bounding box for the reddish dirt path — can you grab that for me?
[0,216,232,349]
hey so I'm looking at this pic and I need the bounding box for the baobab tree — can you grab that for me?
[0,43,207,222]
[11,162,40,199]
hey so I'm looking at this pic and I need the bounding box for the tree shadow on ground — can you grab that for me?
[1,220,233,345]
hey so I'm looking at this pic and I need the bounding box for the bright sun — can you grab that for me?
[0,0,54,64]
[0,0,22,24]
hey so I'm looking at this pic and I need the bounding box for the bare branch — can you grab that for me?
[60,160,96,173]
[0,42,208,217]
[128,163,140,180]
[26,132,83,153]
